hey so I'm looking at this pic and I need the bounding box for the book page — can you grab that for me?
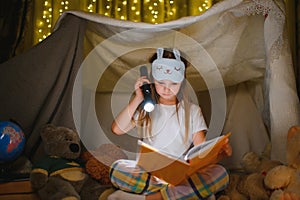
[184,135,223,161]
[186,133,231,173]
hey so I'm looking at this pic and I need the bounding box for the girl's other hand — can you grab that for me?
[218,138,232,158]
[209,138,232,164]
[192,132,232,164]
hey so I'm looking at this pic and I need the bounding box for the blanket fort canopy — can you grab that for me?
[33,0,213,44]
[0,0,299,168]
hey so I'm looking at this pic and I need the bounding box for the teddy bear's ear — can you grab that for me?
[287,126,300,140]
[287,126,300,168]
[40,124,57,140]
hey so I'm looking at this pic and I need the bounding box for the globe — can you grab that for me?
[0,121,25,163]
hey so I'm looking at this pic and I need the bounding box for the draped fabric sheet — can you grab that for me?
[0,0,299,168]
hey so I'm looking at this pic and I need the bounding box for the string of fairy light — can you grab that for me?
[35,0,212,44]
[36,0,52,42]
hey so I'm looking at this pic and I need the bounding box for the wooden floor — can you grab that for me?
[0,180,39,200]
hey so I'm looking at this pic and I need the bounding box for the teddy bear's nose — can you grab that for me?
[69,143,80,153]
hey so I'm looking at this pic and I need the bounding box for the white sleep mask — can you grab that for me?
[152,48,185,83]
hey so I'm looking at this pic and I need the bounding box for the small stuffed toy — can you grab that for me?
[30,124,110,200]
[236,172,270,200]
[264,126,300,200]
[241,151,282,175]
[217,145,282,200]
[82,143,128,185]
[218,171,271,200]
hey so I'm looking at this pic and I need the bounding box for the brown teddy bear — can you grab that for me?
[30,124,110,200]
[236,172,270,200]
[240,148,282,175]
[218,145,282,200]
[218,168,271,200]
[264,126,300,200]
[82,143,128,185]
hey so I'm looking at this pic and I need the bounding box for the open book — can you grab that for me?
[136,133,231,185]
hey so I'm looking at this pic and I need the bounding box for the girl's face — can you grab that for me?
[154,79,182,104]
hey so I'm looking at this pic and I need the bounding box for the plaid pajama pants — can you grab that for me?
[109,159,229,200]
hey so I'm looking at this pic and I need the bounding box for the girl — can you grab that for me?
[108,48,232,200]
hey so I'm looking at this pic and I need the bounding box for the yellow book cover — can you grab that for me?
[136,133,231,185]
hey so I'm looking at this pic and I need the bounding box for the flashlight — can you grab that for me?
[140,66,155,112]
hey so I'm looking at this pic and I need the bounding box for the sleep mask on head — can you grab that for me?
[152,48,185,83]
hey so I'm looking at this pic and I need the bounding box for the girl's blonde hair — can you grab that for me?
[135,48,191,143]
